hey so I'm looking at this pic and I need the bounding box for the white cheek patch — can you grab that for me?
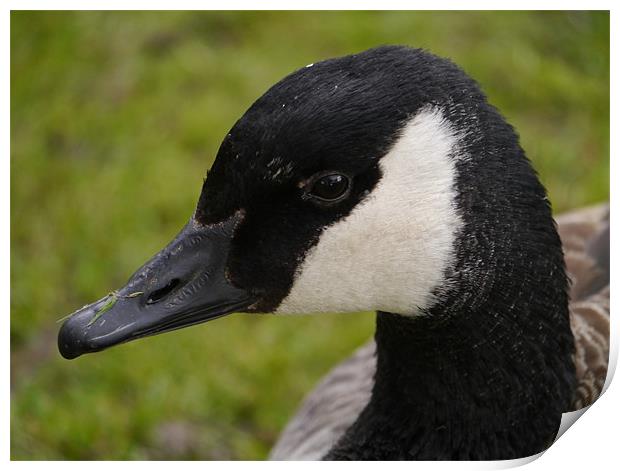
[276,107,463,316]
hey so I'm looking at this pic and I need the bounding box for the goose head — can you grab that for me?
[58,46,571,380]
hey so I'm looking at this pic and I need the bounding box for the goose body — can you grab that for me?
[58,46,610,460]
[270,204,610,460]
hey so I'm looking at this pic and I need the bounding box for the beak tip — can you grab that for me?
[58,345,82,360]
[57,318,86,359]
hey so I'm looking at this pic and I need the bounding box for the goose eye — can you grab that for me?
[308,173,351,202]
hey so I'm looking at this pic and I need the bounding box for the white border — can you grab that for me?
[3,4,10,469]
[5,3,616,469]
[2,1,618,9]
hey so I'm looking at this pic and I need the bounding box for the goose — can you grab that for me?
[57,46,609,460]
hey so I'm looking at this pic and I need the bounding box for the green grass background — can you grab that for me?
[11,11,609,460]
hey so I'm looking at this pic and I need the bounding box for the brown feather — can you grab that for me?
[557,204,610,410]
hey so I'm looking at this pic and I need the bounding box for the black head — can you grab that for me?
[57,46,570,380]
[195,45,489,312]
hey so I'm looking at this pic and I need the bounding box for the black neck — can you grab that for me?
[326,288,575,460]
[323,96,577,461]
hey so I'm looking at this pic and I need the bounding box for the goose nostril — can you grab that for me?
[146,278,181,304]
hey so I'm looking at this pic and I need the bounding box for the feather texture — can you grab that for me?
[269,203,610,460]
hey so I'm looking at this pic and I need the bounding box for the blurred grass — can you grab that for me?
[10,11,609,460]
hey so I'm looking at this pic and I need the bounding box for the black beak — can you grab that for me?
[58,214,254,359]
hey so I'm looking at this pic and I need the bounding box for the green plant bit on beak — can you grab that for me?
[86,291,145,326]
[57,291,144,325]
[56,311,77,324]
[87,291,119,326]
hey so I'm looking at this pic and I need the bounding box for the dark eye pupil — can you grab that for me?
[311,174,349,201]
